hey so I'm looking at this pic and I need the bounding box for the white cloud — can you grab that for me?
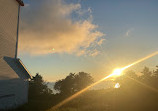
[125,28,134,37]
[77,7,92,16]
[24,3,30,8]
[97,38,105,46]
[89,49,100,57]
[19,0,104,56]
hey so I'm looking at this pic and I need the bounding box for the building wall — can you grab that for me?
[0,0,19,79]
[0,79,29,109]
[0,0,29,110]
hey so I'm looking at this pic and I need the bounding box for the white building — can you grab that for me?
[0,0,31,110]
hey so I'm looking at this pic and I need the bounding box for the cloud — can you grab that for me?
[97,39,105,46]
[19,0,104,56]
[77,7,92,16]
[24,3,30,8]
[125,28,134,37]
[89,49,100,57]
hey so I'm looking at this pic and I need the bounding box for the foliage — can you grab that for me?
[54,72,93,96]
[29,73,53,99]
[12,67,158,111]
[115,66,158,93]
[140,67,152,79]
[153,66,158,77]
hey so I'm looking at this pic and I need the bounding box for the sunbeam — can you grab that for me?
[51,51,158,110]
[127,76,158,93]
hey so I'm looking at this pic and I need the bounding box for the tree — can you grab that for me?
[115,70,139,89]
[151,66,158,88]
[140,67,152,79]
[74,72,94,91]
[153,66,158,78]
[54,73,75,95]
[54,72,93,96]
[29,73,53,99]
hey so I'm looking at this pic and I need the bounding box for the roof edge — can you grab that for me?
[17,58,32,79]
[16,0,24,6]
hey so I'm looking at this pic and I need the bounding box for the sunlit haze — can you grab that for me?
[19,0,158,82]
[1,0,158,111]
[114,83,120,88]
[111,68,123,77]
[51,52,158,109]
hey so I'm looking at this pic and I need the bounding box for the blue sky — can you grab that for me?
[19,0,158,81]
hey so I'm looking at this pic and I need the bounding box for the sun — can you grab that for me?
[112,68,123,77]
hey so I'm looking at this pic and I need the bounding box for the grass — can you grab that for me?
[10,85,158,111]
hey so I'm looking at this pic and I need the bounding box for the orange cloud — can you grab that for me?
[19,0,104,56]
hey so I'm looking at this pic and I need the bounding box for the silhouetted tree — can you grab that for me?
[74,72,94,91]
[54,72,93,96]
[153,66,158,78]
[150,66,158,88]
[140,67,152,79]
[115,70,139,89]
[54,73,75,95]
[29,73,53,99]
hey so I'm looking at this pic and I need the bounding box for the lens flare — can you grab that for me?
[51,51,158,110]
[122,51,158,70]
[127,76,158,93]
[114,83,120,88]
[111,68,123,77]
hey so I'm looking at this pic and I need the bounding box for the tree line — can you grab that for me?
[12,66,158,111]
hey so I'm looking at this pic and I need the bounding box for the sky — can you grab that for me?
[19,0,158,81]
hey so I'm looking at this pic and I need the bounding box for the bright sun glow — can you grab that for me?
[51,51,158,110]
[112,68,123,77]
[114,83,120,88]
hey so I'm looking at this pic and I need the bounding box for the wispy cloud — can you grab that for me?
[89,49,100,57]
[24,3,30,8]
[19,0,104,56]
[125,28,134,37]
[97,39,105,46]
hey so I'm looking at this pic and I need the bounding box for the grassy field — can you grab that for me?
[11,83,158,111]
[47,86,158,111]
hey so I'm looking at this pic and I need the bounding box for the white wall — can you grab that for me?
[0,0,19,79]
[0,0,29,110]
[0,79,29,109]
